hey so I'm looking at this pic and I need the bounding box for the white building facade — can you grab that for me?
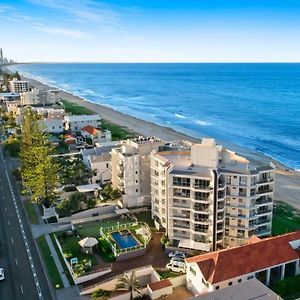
[111,137,165,208]
[151,138,274,251]
[64,114,101,132]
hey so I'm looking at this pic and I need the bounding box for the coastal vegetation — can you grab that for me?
[272,202,300,236]
[20,107,60,203]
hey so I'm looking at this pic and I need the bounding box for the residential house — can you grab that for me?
[185,231,300,295]
[88,153,111,185]
[64,114,101,132]
[81,125,112,144]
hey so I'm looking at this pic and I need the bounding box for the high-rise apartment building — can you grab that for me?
[151,138,274,251]
[9,78,30,93]
[111,136,165,208]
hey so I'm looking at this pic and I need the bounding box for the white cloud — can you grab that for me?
[33,24,90,38]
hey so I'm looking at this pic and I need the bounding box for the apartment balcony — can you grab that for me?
[173,203,191,209]
[194,238,212,244]
[173,214,190,220]
[255,218,272,225]
[255,197,273,206]
[194,205,210,212]
[173,233,190,239]
[173,192,190,198]
[217,224,224,231]
[194,217,210,224]
[257,177,274,185]
[255,228,271,236]
[257,187,273,195]
[218,182,226,189]
[172,223,190,229]
[192,184,213,191]
[194,228,211,234]
[256,209,272,216]
[225,213,256,220]
[217,203,225,210]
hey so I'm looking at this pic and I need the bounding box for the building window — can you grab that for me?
[215,286,219,290]
[135,171,138,174]
[238,279,242,283]
[106,163,109,168]
[247,275,254,280]
[190,266,196,276]
[228,282,232,286]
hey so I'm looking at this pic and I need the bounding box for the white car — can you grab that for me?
[168,251,186,259]
[0,268,4,281]
[166,261,186,273]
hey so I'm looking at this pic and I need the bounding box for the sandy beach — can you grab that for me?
[19,73,300,210]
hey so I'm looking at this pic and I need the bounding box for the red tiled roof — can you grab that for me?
[148,279,172,291]
[81,125,98,135]
[186,231,300,284]
[64,134,74,139]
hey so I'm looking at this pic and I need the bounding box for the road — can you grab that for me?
[0,146,54,300]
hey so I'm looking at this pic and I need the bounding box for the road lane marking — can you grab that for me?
[15,258,18,265]
[0,147,44,300]
[20,285,24,294]
[11,237,14,244]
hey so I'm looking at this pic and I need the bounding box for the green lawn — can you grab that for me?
[101,119,136,141]
[50,234,74,286]
[271,274,300,299]
[134,211,155,229]
[37,236,63,289]
[61,100,94,115]
[156,270,180,279]
[272,202,300,236]
[76,218,131,238]
[24,200,39,225]
[57,234,97,266]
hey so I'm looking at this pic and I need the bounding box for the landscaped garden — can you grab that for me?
[272,202,300,236]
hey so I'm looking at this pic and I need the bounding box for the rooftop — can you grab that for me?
[186,231,300,284]
[192,278,280,300]
[148,279,172,292]
[76,184,102,193]
[81,125,98,135]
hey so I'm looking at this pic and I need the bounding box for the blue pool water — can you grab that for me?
[111,231,139,249]
[10,63,300,169]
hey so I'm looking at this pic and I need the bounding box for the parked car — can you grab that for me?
[0,268,5,281]
[166,261,186,273]
[170,256,185,262]
[168,251,186,259]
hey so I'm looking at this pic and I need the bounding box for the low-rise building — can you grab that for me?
[111,136,165,208]
[9,78,30,93]
[81,125,112,144]
[185,231,300,295]
[191,278,281,300]
[151,138,274,251]
[64,114,101,132]
[40,119,64,133]
[0,92,20,102]
[20,88,40,105]
[88,153,111,185]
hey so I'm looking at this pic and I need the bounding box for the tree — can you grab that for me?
[20,108,60,203]
[116,271,141,300]
[91,289,111,300]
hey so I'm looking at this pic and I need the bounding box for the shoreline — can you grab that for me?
[5,68,300,209]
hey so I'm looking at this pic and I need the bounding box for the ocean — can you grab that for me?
[10,63,300,169]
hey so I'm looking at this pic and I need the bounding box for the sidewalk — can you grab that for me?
[45,234,70,288]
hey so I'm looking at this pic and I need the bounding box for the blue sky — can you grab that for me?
[1,0,300,62]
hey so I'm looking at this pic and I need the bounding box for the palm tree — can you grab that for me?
[116,271,141,300]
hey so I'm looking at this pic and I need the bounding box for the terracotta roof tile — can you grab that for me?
[148,279,172,291]
[186,231,300,284]
[81,125,98,135]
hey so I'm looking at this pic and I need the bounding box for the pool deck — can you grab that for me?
[81,231,169,288]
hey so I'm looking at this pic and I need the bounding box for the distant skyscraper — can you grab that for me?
[0,48,3,63]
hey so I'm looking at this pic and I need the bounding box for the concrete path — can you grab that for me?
[45,234,70,288]
[32,223,72,239]
[56,286,89,300]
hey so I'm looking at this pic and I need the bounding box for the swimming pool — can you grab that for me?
[111,231,139,249]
